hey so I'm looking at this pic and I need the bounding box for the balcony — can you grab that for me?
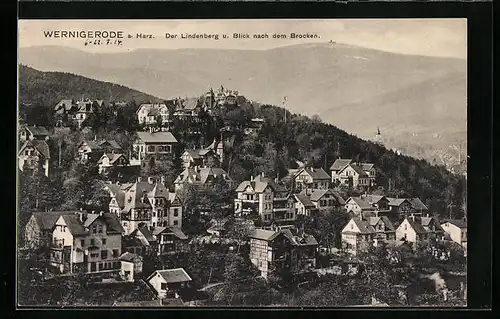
[239,198,259,204]
[51,239,66,250]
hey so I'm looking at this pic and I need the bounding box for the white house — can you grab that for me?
[132,131,178,163]
[97,153,129,174]
[330,159,376,188]
[395,217,429,244]
[49,212,124,274]
[293,167,330,191]
[146,268,192,299]
[440,219,467,250]
[18,140,51,177]
[136,103,169,126]
[119,252,143,282]
[234,173,294,223]
[341,218,376,256]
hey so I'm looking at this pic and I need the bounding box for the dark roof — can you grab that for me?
[387,198,411,207]
[176,167,232,186]
[19,140,50,159]
[98,139,122,150]
[294,194,315,208]
[405,218,428,234]
[148,268,192,284]
[351,218,376,234]
[152,226,188,240]
[308,189,345,205]
[99,212,125,233]
[347,164,368,177]
[281,229,319,246]
[122,236,146,248]
[184,149,203,160]
[368,216,395,231]
[408,198,428,211]
[301,167,331,180]
[330,159,352,171]
[59,212,124,236]
[346,197,372,210]
[249,229,281,241]
[32,210,85,231]
[136,131,178,144]
[235,175,285,194]
[81,140,102,151]
[26,126,49,137]
[361,195,387,205]
[60,215,88,236]
[136,226,156,242]
[119,252,142,262]
[441,219,467,229]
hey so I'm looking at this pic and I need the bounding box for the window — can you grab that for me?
[98,225,103,234]
[102,238,107,245]
[90,253,99,258]
[173,208,179,217]
[161,283,167,290]
[153,211,156,217]
[92,226,97,234]
[173,220,178,226]
[101,250,108,259]
[147,145,155,153]
[113,249,119,258]
[81,239,85,247]
[91,239,95,246]
[404,224,407,230]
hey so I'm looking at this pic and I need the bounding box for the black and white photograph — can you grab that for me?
[17,19,467,308]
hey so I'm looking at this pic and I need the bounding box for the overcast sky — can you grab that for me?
[18,19,467,59]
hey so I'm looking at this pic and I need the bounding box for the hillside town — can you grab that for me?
[18,86,467,307]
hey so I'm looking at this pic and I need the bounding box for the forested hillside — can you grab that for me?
[17,66,466,224]
[18,65,161,125]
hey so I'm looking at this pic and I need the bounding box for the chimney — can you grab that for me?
[250,176,254,181]
[148,176,155,184]
[261,172,264,178]
[94,135,97,141]
[99,211,104,217]
[137,177,142,183]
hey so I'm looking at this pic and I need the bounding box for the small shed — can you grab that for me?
[146,268,192,299]
[119,252,143,282]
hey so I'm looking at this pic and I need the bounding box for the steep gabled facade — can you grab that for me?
[49,212,123,274]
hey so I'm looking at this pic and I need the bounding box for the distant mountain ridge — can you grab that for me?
[19,43,466,155]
